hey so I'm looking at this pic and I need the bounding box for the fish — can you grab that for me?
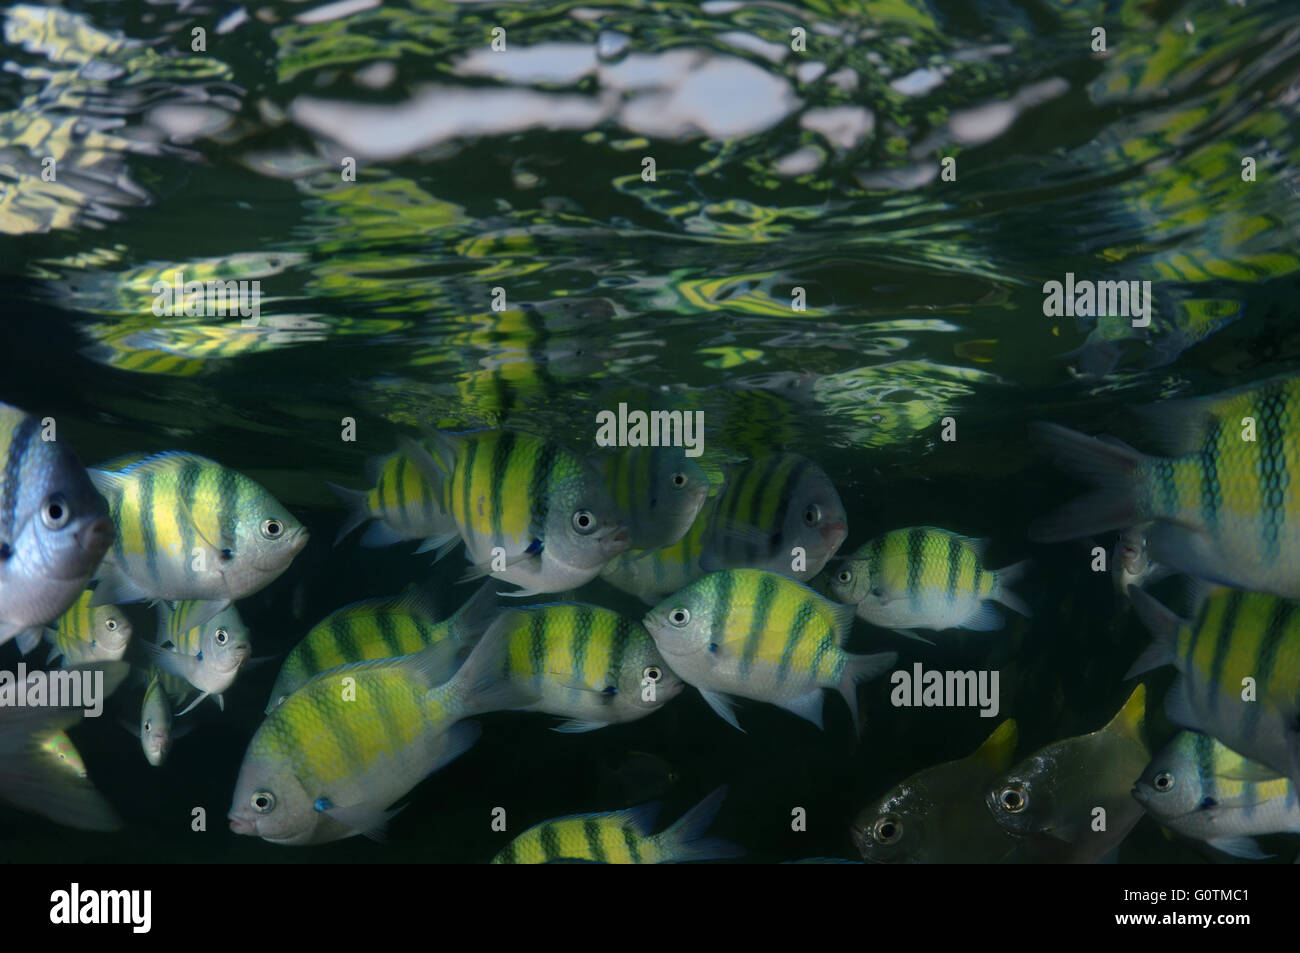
[0,662,128,831]
[827,527,1030,642]
[1029,374,1300,599]
[401,429,630,596]
[1133,730,1300,860]
[490,787,741,863]
[87,451,309,632]
[700,453,848,582]
[985,684,1149,862]
[643,569,897,733]
[0,403,115,649]
[139,668,174,767]
[598,446,709,552]
[1127,585,1300,789]
[600,497,714,604]
[227,624,534,846]
[141,601,252,714]
[326,443,458,551]
[265,580,499,713]
[1112,525,1171,597]
[478,602,685,732]
[853,720,1031,863]
[16,588,132,666]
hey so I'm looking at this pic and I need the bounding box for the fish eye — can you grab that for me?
[837,569,852,584]
[143,720,152,732]
[41,494,71,530]
[803,504,821,526]
[572,509,597,535]
[668,608,690,627]
[671,472,687,488]
[215,628,229,645]
[1154,772,1174,792]
[643,666,661,682]
[219,548,234,562]
[105,618,118,631]
[1000,785,1027,813]
[873,815,903,845]
[251,791,276,814]
[262,519,284,539]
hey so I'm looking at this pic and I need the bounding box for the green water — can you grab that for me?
[1,0,1298,863]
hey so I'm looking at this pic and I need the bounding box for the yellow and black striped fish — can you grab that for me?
[644,569,896,732]
[265,580,498,712]
[1031,373,1300,598]
[403,429,629,595]
[600,497,715,604]
[480,602,684,731]
[828,527,1030,642]
[88,452,308,631]
[327,443,457,552]
[700,453,847,583]
[1128,585,1300,790]
[491,787,741,864]
[16,588,132,666]
[598,445,710,553]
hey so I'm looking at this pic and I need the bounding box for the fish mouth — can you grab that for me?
[599,523,632,553]
[76,517,116,556]
[820,520,848,549]
[228,812,258,836]
[289,527,310,555]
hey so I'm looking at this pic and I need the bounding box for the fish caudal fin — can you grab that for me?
[325,481,372,546]
[1027,423,1144,542]
[838,650,898,735]
[993,559,1033,618]
[656,787,743,863]
[1125,588,1181,679]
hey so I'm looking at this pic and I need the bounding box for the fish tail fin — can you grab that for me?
[442,611,537,716]
[448,580,501,651]
[325,481,372,547]
[1125,588,1182,678]
[839,650,898,735]
[992,559,1033,618]
[656,787,743,863]
[1027,423,1145,542]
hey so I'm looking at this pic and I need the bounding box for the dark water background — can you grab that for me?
[1,0,1299,862]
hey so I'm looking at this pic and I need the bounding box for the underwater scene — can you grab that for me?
[1,0,1299,868]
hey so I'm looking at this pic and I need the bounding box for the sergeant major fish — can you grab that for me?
[142,601,252,714]
[1127,585,1300,789]
[700,453,847,582]
[265,580,498,713]
[16,588,131,666]
[228,624,534,845]
[478,602,684,732]
[1030,374,1300,599]
[828,527,1030,643]
[326,443,458,552]
[88,452,307,633]
[644,569,896,733]
[1134,730,1300,860]
[0,403,115,648]
[491,787,741,864]
[598,445,709,553]
[402,429,630,596]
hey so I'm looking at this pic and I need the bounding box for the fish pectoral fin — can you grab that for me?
[140,641,201,684]
[89,565,152,606]
[457,548,539,586]
[318,800,404,843]
[711,519,773,551]
[552,719,608,734]
[173,692,210,717]
[1208,836,1272,861]
[959,602,1006,632]
[416,533,462,562]
[698,689,745,733]
[889,627,937,646]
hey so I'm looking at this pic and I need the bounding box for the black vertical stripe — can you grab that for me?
[1207,590,1244,717]
[1,414,39,539]
[489,432,516,547]
[526,440,556,543]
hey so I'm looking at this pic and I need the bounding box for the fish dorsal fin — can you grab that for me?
[1104,683,1146,743]
[968,718,1018,773]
